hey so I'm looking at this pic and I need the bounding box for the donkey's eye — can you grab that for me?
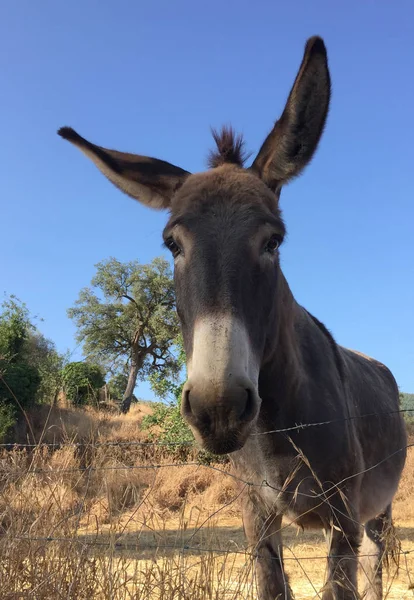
[165,237,181,258]
[264,235,282,254]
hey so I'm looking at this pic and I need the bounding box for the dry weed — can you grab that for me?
[0,406,412,599]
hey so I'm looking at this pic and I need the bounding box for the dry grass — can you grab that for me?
[394,440,414,523]
[0,405,412,599]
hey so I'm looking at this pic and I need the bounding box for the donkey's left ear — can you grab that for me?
[58,127,190,210]
[250,36,331,191]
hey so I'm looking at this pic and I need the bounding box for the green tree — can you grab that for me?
[0,296,41,440]
[0,295,33,361]
[144,332,194,444]
[0,297,40,409]
[107,372,131,402]
[23,332,64,404]
[400,392,414,425]
[68,257,180,413]
[0,296,67,440]
[62,362,105,406]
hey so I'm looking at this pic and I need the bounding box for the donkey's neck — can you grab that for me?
[258,270,343,422]
[259,271,303,402]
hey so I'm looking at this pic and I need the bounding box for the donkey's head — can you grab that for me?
[59,37,330,454]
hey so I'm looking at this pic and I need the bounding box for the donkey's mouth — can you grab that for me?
[201,436,245,456]
[189,421,255,455]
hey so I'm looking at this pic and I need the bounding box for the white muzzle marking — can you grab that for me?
[187,315,259,388]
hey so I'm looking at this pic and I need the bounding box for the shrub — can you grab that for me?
[0,296,41,419]
[62,362,105,406]
[141,399,193,446]
[0,361,40,409]
[141,395,228,465]
[0,402,16,443]
[23,332,64,405]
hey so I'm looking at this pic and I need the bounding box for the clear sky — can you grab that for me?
[1,1,413,398]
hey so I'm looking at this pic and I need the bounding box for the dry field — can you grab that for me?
[0,404,413,599]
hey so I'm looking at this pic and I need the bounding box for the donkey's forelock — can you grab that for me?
[207,126,251,169]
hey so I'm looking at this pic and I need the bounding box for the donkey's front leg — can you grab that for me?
[243,491,292,600]
[322,520,362,600]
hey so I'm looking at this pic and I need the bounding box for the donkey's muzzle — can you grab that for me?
[181,378,260,454]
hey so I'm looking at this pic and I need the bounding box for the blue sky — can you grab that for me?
[1,1,413,398]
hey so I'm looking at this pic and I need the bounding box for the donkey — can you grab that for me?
[58,36,406,600]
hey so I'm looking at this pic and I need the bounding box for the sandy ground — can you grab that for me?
[77,506,414,599]
[71,438,414,599]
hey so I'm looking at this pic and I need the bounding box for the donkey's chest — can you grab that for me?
[233,439,334,525]
[259,462,321,517]
[258,476,325,528]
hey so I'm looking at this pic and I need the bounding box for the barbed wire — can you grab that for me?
[5,534,414,563]
[0,432,412,593]
[0,443,412,507]
[0,461,201,475]
[0,438,195,449]
[253,407,414,436]
[0,407,413,449]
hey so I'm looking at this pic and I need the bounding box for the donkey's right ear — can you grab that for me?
[58,127,190,210]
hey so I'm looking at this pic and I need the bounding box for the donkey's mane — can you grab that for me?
[207,126,250,169]
[305,310,345,384]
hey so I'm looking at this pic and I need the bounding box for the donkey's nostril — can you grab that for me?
[180,379,259,454]
[241,388,256,422]
[182,387,193,418]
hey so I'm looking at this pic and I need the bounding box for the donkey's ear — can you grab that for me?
[251,36,330,190]
[58,127,190,209]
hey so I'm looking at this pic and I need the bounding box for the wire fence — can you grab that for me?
[0,409,413,598]
[1,407,413,449]
[6,533,414,562]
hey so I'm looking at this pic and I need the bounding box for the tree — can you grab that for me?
[107,373,131,402]
[148,332,186,400]
[142,333,193,449]
[0,296,40,440]
[400,392,414,425]
[23,332,64,405]
[0,295,33,361]
[68,257,181,413]
[142,335,227,463]
[0,295,65,406]
[0,296,40,410]
[62,362,105,406]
